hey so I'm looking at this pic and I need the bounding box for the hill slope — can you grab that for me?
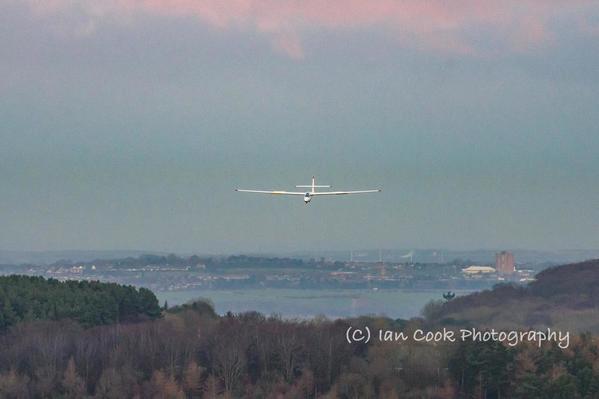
[437,259,599,332]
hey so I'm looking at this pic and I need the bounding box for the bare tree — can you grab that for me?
[183,361,204,398]
[210,320,247,395]
[62,357,86,398]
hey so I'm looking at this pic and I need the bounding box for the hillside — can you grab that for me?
[436,259,599,332]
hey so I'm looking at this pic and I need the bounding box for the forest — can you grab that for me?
[0,276,161,329]
[0,262,598,398]
[0,301,598,398]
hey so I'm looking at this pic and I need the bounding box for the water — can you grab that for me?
[156,288,476,319]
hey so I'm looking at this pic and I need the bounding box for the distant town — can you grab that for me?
[0,250,572,294]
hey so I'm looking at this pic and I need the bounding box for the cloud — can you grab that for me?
[14,0,599,57]
[272,32,304,59]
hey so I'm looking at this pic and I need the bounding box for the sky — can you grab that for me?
[1,0,599,254]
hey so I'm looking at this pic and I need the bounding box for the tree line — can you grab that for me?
[0,299,598,398]
[0,275,161,329]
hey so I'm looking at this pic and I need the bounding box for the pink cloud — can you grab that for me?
[17,0,599,57]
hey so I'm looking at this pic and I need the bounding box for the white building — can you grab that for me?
[462,265,496,275]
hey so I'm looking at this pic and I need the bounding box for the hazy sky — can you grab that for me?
[1,0,598,253]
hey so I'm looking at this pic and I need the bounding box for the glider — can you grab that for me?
[236,176,381,204]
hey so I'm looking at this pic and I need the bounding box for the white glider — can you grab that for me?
[236,176,381,204]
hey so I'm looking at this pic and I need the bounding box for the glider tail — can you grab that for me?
[295,176,331,193]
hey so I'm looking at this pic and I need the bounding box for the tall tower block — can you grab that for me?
[495,251,515,274]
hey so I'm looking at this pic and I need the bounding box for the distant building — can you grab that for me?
[462,265,496,275]
[496,251,515,274]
